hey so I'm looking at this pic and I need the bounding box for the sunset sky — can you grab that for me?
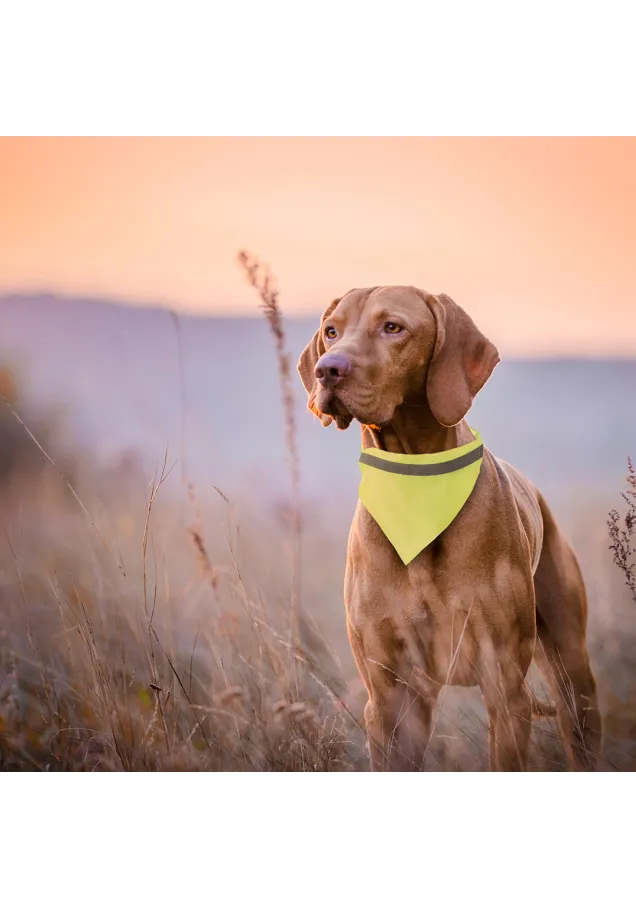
[0,137,634,355]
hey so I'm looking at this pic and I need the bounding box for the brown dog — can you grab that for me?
[298,286,601,771]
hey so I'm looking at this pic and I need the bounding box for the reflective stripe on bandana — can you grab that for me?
[358,429,484,565]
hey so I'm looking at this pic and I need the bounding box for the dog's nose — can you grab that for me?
[315,352,352,386]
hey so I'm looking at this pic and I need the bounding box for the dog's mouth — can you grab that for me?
[316,384,391,430]
[319,392,350,417]
[317,388,353,429]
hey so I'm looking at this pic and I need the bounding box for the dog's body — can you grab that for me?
[298,286,601,771]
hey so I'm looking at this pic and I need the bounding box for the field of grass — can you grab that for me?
[1,450,635,772]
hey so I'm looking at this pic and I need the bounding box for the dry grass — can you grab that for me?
[238,250,302,662]
[0,468,368,771]
[608,457,636,602]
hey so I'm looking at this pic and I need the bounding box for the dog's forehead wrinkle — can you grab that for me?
[370,285,429,308]
[331,292,368,324]
[336,285,433,332]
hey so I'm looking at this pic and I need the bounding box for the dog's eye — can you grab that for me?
[324,326,337,340]
[383,322,403,334]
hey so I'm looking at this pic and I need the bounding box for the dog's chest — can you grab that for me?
[346,508,498,685]
[347,566,483,688]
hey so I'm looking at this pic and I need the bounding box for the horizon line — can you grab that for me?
[1,289,635,360]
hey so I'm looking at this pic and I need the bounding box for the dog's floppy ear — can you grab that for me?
[425,293,500,427]
[297,298,342,427]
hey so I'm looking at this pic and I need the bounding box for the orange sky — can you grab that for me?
[0,137,634,354]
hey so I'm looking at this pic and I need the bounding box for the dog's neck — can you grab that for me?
[361,403,474,455]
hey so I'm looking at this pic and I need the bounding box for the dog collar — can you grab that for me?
[358,429,484,565]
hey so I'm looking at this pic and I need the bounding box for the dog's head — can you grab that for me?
[297,286,499,430]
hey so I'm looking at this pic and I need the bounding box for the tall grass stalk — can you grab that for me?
[237,251,302,659]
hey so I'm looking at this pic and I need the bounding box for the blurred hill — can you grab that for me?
[0,293,634,519]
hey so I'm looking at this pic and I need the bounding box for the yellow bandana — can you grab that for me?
[358,429,484,565]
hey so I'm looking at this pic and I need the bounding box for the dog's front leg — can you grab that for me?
[348,619,436,771]
[364,683,436,771]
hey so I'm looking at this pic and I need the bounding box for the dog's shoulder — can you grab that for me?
[485,450,544,574]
